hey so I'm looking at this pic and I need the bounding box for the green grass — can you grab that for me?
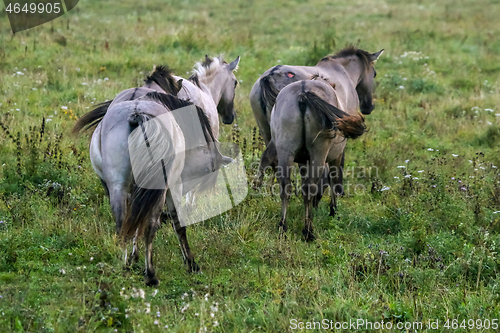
[1,0,500,331]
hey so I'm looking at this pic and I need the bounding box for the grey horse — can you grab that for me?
[270,79,367,241]
[74,58,240,285]
[251,47,382,213]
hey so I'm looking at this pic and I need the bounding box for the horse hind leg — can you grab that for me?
[254,140,278,189]
[301,156,328,242]
[144,210,161,286]
[277,152,294,235]
[329,151,344,217]
[108,185,136,270]
[109,185,128,234]
[165,192,200,273]
[127,229,140,267]
[312,166,329,209]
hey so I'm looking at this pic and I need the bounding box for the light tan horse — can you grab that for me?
[251,47,382,215]
[270,79,366,240]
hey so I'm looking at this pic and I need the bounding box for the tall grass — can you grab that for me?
[1,0,500,331]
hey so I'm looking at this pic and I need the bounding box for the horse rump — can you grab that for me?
[297,91,366,139]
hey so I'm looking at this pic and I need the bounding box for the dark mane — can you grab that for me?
[188,74,201,88]
[320,46,372,72]
[201,56,213,68]
[144,65,182,95]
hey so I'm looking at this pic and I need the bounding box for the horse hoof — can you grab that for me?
[278,230,287,240]
[188,260,201,273]
[278,220,288,232]
[127,254,139,267]
[252,180,263,190]
[302,229,316,242]
[145,277,159,287]
[276,220,287,239]
[329,208,336,217]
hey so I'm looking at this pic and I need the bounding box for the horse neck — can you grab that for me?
[199,75,223,106]
[316,59,362,87]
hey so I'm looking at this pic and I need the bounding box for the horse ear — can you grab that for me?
[370,49,384,62]
[227,56,240,71]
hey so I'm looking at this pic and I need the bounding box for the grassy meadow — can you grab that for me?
[1,0,500,331]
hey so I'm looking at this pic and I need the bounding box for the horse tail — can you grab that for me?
[297,91,366,139]
[259,72,280,115]
[121,111,174,239]
[72,100,113,134]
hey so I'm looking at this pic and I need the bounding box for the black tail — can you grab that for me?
[259,75,280,115]
[297,91,366,139]
[72,100,113,133]
[121,111,173,239]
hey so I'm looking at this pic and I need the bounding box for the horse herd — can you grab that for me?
[73,46,383,286]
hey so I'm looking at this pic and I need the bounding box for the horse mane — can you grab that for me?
[72,100,113,133]
[192,55,226,81]
[319,46,372,73]
[144,65,182,95]
[188,74,202,88]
